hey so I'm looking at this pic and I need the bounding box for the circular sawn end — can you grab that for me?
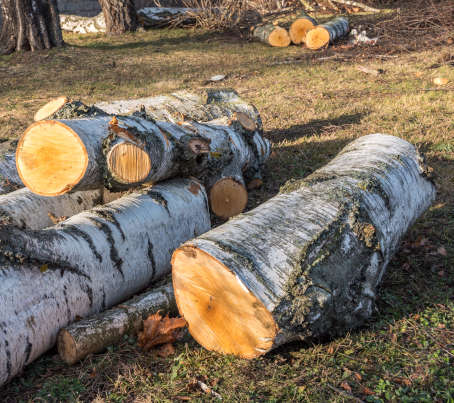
[269,26,291,47]
[107,142,151,184]
[289,17,316,45]
[172,246,278,359]
[34,96,69,121]
[16,121,88,196]
[305,26,330,50]
[234,112,256,132]
[209,178,248,219]
[57,329,78,365]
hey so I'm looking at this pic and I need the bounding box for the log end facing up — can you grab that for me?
[305,27,330,50]
[172,246,278,359]
[289,17,316,45]
[269,27,291,47]
[34,97,69,121]
[209,178,248,219]
[57,329,78,365]
[16,121,88,196]
[107,142,152,184]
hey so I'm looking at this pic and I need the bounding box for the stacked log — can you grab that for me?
[253,24,291,47]
[0,179,210,385]
[172,134,436,358]
[289,13,317,45]
[20,90,270,219]
[306,17,349,50]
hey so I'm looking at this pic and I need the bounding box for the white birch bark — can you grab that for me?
[0,178,210,386]
[59,13,106,34]
[138,7,199,28]
[0,188,103,230]
[175,134,436,355]
[320,17,349,44]
[0,140,22,194]
[57,281,176,364]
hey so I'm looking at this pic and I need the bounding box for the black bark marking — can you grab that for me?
[92,208,126,241]
[101,289,107,310]
[86,217,124,278]
[145,190,170,215]
[147,239,156,280]
[24,338,32,364]
[62,225,103,263]
[63,286,71,322]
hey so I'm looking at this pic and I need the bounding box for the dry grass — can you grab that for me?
[0,9,453,401]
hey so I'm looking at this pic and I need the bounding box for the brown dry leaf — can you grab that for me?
[362,386,374,395]
[340,381,352,393]
[327,345,335,354]
[433,77,449,86]
[354,372,362,381]
[437,246,447,256]
[138,312,187,351]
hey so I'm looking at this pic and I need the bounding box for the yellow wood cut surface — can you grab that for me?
[172,246,278,358]
[209,178,248,219]
[107,143,151,184]
[305,26,330,50]
[268,27,291,47]
[290,18,316,45]
[16,121,88,196]
[34,96,68,121]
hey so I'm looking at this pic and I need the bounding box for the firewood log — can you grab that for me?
[172,134,436,359]
[253,24,291,47]
[138,7,198,28]
[0,178,210,386]
[306,17,349,50]
[0,139,23,194]
[289,13,317,45]
[58,281,176,364]
[60,13,107,34]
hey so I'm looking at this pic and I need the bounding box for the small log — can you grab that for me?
[60,13,107,34]
[58,281,176,364]
[253,24,291,47]
[0,139,23,194]
[0,188,103,229]
[138,7,198,28]
[289,13,317,45]
[306,17,349,50]
[172,134,436,359]
[0,178,210,385]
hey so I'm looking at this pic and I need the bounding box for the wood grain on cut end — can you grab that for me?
[107,142,151,184]
[57,329,78,365]
[235,112,256,132]
[16,121,88,196]
[209,178,247,219]
[289,17,316,44]
[305,26,330,50]
[172,246,278,358]
[269,26,291,47]
[34,96,69,121]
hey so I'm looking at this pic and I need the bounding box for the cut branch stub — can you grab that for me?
[306,17,349,50]
[289,13,317,45]
[172,134,436,359]
[253,24,291,47]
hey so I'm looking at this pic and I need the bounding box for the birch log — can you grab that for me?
[58,281,176,364]
[306,17,349,50]
[0,188,103,229]
[172,134,436,359]
[138,7,198,28]
[289,13,317,45]
[0,139,23,194]
[0,178,210,386]
[253,24,291,47]
[60,13,107,34]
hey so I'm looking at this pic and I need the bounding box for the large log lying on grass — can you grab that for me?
[138,7,198,28]
[289,13,317,45]
[172,134,436,359]
[253,24,291,47]
[306,17,349,50]
[60,13,107,34]
[58,281,176,364]
[0,179,210,386]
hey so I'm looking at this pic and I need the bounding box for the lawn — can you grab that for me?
[0,12,453,402]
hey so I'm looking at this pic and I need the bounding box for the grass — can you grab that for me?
[1,15,454,402]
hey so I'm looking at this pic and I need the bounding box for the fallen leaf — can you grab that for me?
[354,372,362,381]
[340,381,352,393]
[437,246,447,256]
[157,343,175,357]
[138,312,187,351]
[40,264,48,273]
[362,386,374,395]
[433,77,449,86]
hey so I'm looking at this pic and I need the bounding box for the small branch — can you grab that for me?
[330,0,380,12]
[326,384,366,403]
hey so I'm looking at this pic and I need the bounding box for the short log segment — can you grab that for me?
[306,17,349,50]
[172,134,436,359]
[58,281,176,364]
[253,24,291,47]
[0,188,102,229]
[0,179,210,385]
[289,13,317,45]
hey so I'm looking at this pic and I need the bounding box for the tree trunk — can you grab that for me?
[21,90,269,218]
[306,17,349,50]
[253,24,291,47]
[0,178,210,386]
[0,188,104,229]
[172,134,436,359]
[58,281,176,364]
[99,0,138,35]
[289,13,317,45]
[0,0,63,55]
[0,139,23,194]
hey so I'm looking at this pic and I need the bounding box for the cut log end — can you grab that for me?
[107,143,151,184]
[269,27,291,47]
[235,112,256,132]
[305,27,330,50]
[34,97,69,121]
[209,178,248,219]
[57,329,78,365]
[16,121,88,196]
[289,18,316,45]
[172,246,278,359]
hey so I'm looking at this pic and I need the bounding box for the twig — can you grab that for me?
[327,384,366,403]
[299,0,315,12]
[263,7,295,18]
[197,380,222,400]
[356,65,384,76]
[330,0,380,13]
